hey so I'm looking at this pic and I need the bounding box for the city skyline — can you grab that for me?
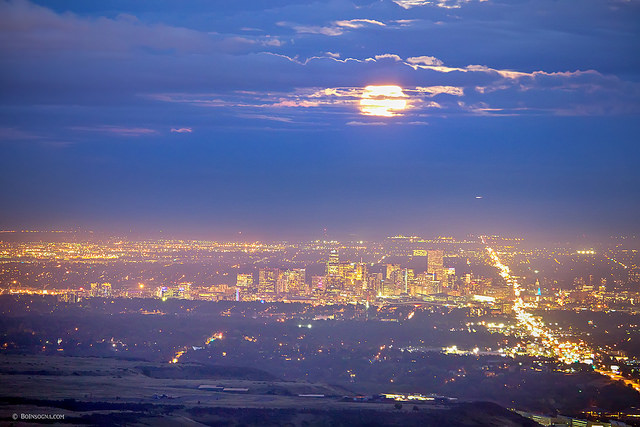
[1,0,639,240]
[2,227,640,424]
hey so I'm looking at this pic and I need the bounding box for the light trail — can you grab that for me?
[482,238,640,393]
[603,255,628,269]
[169,331,224,364]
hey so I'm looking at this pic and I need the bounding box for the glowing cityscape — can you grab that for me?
[1,0,639,425]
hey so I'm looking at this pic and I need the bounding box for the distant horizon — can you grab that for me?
[1,1,639,247]
[0,228,638,247]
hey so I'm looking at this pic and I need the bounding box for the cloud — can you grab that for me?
[346,121,387,126]
[145,49,640,122]
[422,101,443,109]
[0,127,39,141]
[414,86,464,96]
[0,0,212,54]
[393,0,488,9]
[392,19,420,27]
[0,0,286,57]
[70,126,158,137]
[406,56,444,67]
[277,21,344,36]
[465,65,529,80]
[237,114,293,123]
[1,0,638,137]
[278,18,386,37]
[334,19,386,29]
[170,128,193,133]
[374,53,403,62]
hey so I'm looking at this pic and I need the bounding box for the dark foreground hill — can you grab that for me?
[137,364,278,381]
[0,355,538,426]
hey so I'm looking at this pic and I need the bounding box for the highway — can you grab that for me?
[483,241,640,393]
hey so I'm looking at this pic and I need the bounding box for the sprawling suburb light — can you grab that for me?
[359,85,407,117]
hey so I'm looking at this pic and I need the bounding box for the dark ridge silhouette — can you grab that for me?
[137,363,279,381]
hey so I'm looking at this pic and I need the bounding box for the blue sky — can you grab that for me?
[1,0,639,240]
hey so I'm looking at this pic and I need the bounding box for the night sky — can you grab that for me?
[1,0,639,240]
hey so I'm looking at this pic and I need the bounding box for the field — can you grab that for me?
[0,354,537,426]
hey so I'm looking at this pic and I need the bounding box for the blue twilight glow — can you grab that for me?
[0,0,639,239]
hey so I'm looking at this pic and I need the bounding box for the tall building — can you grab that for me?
[289,268,306,295]
[413,272,436,295]
[353,262,368,295]
[327,249,339,276]
[157,283,191,300]
[412,249,428,273]
[236,273,254,292]
[258,268,279,294]
[405,268,415,293]
[384,265,408,296]
[367,272,383,296]
[58,292,80,304]
[353,262,368,283]
[443,267,456,289]
[337,262,368,295]
[427,250,444,281]
[311,275,325,293]
[277,268,306,296]
[90,282,112,298]
[386,264,400,280]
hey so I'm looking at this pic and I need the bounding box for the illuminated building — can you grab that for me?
[427,250,444,281]
[327,249,339,276]
[325,275,345,291]
[352,262,368,295]
[339,262,354,280]
[157,283,192,300]
[405,268,415,292]
[386,264,400,280]
[258,268,280,294]
[442,267,456,292]
[410,271,437,295]
[582,283,594,292]
[58,292,80,303]
[599,278,607,292]
[89,282,112,298]
[311,275,325,292]
[236,273,254,292]
[336,262,367,295]
[277,268,306,296]
[369,272,384,296]
[194,284,234,301]
[291,268,307,296]
[412,272,430,295]
[383,264,399,296]
[486,284,513,301]
[384,265,409,296]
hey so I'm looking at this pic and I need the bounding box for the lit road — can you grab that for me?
[482,239,640,393]
[595,369,640,392]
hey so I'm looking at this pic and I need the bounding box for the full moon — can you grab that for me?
[359,85,408,117]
